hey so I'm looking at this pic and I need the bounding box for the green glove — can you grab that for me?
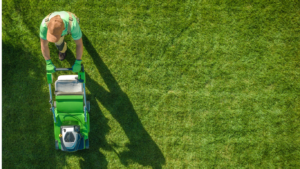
[46,60,56,73]
[72,60,82,73]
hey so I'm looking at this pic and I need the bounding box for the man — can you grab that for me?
[40,11,83,73]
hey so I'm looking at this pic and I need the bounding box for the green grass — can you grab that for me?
[2,0,300,168]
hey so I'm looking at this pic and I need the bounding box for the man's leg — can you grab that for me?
[55,36,67,61]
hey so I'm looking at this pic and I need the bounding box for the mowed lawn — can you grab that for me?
[2,0,300,168]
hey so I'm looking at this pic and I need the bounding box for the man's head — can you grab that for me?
[47,15,64,43]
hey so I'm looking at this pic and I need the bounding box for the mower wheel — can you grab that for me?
[85,139,89,149]
[87,101,90,112]
[55,140,59,150]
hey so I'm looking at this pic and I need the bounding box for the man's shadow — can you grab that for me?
[65,33,166,168]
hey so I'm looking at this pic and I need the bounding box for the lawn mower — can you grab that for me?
[47,64,90,152]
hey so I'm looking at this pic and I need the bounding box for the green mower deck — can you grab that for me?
[47,65,90,152]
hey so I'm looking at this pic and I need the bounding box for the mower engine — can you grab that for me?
[59,126,84,152]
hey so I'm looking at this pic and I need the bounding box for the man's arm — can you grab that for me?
[41,38,56,73]
[40,38,50,60]
[75,37,83,60]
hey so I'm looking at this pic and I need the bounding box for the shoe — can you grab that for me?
[59,52,66,61]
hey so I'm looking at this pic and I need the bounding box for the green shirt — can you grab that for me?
[39,11,82,41]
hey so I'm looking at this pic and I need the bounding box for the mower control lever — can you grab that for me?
[81,64,84,72]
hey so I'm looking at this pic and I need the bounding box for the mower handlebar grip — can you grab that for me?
[54,64,84,72]
[55,68,72,71]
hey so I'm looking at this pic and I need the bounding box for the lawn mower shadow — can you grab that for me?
[77,33,166,169]
[2,42,58,168]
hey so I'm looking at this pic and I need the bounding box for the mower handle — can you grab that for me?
[55,64,84,72]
